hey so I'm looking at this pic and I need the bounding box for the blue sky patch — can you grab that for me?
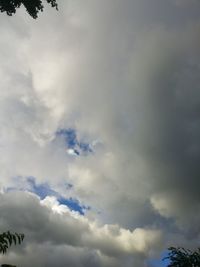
[27,177,87,215]
[147,251,170,267]
[56,128,93,156]
[58,197,90,215]
[6,177,89,216]
[27,177,57,199]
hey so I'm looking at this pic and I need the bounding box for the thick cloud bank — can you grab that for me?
[0,192,162,267]
[0,0,200,266]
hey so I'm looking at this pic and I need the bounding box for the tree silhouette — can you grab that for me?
[0,0,58,19]
[1,264,17,267]
[0,231,24,254]
[0,231,24,267]
[1,265,16,267]
[163,247,200,267]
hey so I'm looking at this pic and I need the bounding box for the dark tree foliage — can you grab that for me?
[0,231,24,254]
[0,0,58,19]
[1,265,16,267]
[163,247,200,267]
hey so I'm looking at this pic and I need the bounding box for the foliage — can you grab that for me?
[1,265,16,267]
[0,231,24,255]
[163,247,200,267]
[0,0,58,19]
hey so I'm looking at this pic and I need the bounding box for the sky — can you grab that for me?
[0,0,200,266]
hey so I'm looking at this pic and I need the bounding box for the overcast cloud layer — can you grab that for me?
[0,0,200,266]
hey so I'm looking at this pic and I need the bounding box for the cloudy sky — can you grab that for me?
[0,0,200,266]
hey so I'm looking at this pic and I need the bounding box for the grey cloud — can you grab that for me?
[0,192,162,267]
[1,243,121,267]
[128,27,200,232]
[0,0,200,266]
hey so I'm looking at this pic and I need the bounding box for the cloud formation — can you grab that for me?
[0,192,162,267]
[0,0,200,266]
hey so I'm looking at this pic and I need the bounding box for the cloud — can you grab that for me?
[0,0,200,266]
[0,191,162,267]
